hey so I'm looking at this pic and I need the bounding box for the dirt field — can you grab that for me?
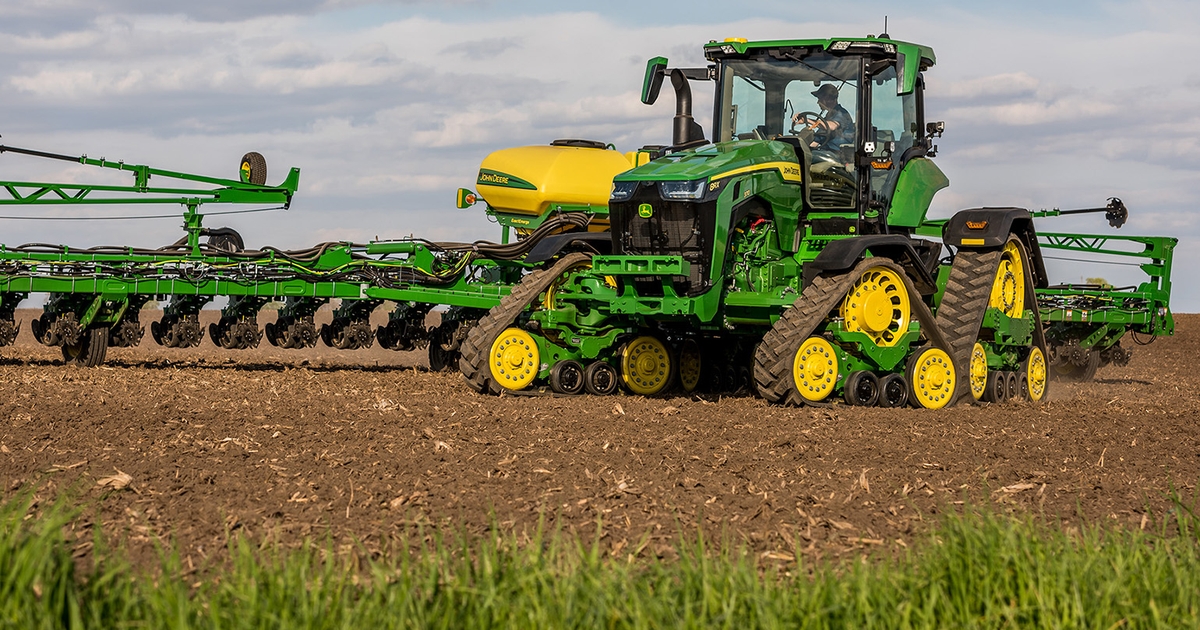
[1,308,1197,569]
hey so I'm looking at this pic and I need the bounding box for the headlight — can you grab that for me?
[610,181,637,202]
[659,179,707,200]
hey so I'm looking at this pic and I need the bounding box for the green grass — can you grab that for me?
[3,491,1200,629]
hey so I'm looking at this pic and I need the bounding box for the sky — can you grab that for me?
[2,0,1198,310]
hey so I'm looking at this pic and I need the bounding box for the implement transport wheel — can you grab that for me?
[906,346,955,409]
[584,361,618,396]
[989,241,1025,318]
[968,342,988,402]
[239,152,267,185]
[621,336,672,395]
[843,371,879,406]
[839,266,911,347]
[1024,346,1048,402]
[678,339,702,393]
[489,328,539,391]
[62,326,108,367]
[878,373,908,408]
[792,336,839,403]
[549,360,585,395]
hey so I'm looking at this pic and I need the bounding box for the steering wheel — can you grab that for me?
[789,111,822,135]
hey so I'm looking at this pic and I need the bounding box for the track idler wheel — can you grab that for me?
[906,346,955,409]
[584,361,618,396]
[792,336,839,403]
[489,328,539,391]
[1024,346,1048,402]
[843,371,879,406]
[549,360,585,395]
[620,336,672,396]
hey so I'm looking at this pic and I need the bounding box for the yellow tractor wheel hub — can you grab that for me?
[910,347,955,409]
[792,336,839,402]
[489,328,539,390]
[1026,346,1047,402]
[840,267,911,347]
[989,240,1026,318]
[969,342,988,401]
[621,336,671,395]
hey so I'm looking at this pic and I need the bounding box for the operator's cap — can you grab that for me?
[811,84,839,100]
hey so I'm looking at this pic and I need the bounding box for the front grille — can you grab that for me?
[611,188,715,296]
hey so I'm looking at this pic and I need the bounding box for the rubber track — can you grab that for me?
[933,247,1002,403]
[753,258,950,406]
[458,252,592,395]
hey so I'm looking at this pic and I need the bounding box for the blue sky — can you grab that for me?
[2,0,1198,310]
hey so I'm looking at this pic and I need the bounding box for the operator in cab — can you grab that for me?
[792,83,854,151]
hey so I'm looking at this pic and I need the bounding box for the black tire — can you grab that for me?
[62,326,108,367]
[583,361,618,396]
[878,373,908,408]
[1005,371,1019,400]
[240,152,267,185]
[549,360,585,395]
[983,371,1008,403]
[843,371,880,406]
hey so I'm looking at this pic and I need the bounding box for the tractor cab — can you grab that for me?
[633,37,947,240]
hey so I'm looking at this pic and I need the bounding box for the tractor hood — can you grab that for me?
[611,140,801,201]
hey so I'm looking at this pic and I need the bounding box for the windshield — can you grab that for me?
[718,52,862,209]
[718,53,859,143]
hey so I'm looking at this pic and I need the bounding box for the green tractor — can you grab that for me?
[457,35,1141,408]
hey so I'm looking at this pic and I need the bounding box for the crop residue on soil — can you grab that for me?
[1,310,1197,567]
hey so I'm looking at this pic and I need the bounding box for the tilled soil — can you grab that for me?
[1,308,1197,569]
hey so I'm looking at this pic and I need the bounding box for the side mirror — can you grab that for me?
[456,188,478,209]
[641,56,668,105]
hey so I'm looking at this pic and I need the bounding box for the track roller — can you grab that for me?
[583,361,618,395]
[549,360,585,395]
[878,373,908,408]
[677,339,702,394]
[843,370,879,406]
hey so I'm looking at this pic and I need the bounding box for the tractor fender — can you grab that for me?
[943,207,1047,288]
[805,235,939,295]
[523,231,612,264]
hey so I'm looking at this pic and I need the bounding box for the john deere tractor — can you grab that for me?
[456,35,1166,408]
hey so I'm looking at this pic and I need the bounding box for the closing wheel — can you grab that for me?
[989,240,1026,318]
[906,346,955,409]
[792,336,839,402]
[488,328,539,391]
[983,371,1008,403]
[549,360,585,395]
[843,371,880,406]
[878,373,908,408]
[62,326,108,367]
[621,336,672,395]
[584,361,618,396]
[678,339,702,393]
[839,266,911,347]
[968,342,988,401]
[1024,346,1048,402]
